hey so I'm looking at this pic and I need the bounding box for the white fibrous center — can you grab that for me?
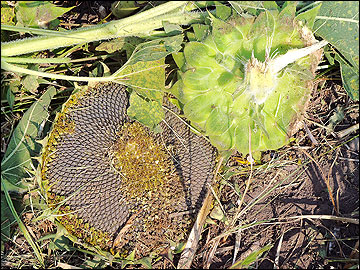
[245,56,278,105]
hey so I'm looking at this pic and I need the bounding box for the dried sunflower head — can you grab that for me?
[41,83,216,257]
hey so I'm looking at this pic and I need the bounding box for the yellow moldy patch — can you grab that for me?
[112,121,173,194]
[47,193,113,250]
[110,121,195,257]
[41,90,84,181]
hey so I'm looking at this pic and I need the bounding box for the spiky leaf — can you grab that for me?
[1,86,56,192]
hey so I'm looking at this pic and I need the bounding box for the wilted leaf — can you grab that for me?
[314,1,359,100]
[111,1,145,19]
[124,35,183,66]
[127,92,164,130]
[1,86,56,192]
[1,1,15,25]
[163,21,183,35]
[22,74,39,93]
[1,193,15,249]
[209,204,225,221]
[115,58,165,101]
[15,1,74,28]
[95,38,127,54]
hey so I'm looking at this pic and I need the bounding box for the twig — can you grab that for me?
[336,123,359,138]
[303,121,318,145]
[232,230,242,265]
[327,148,340,214]
[274,233,284,269]
[286,215,358,225]
[177,156,224,269]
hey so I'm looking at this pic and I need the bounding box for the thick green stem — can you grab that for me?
[1,1,201,57]
[1,60,113,82]
[2,56,71,64]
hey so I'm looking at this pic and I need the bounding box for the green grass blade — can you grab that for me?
[1,179,45,267]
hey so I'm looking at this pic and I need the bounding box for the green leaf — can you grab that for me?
[279,1,297,18]
[324,48,336,66]
[22,74,39,93]
[95,36,144,55]
[135,257,153,269]
[295,3,321,29]
[113,37,182,100]
[209,204,225,221]
[1,180,45,267]
[127,92,164,130]
[111,1,144,19]
[162,21,183,35]
[314,1,359,100]
[1,86,56,192]
[163,34,183,53]
[15,1,74,28]
[215,1,232,20]
[326,105,345,132]
[115,58,165,101]
[193,23,210,41]
[172,52,186,71]
[1,193,15,249]
[124,35,184,67]
[113,36,182,100]
[6,86,15,110]
[82,257,106,269]
[229,1,265,16]
[1,0,16,42]
[336,51,359,101]
[121,248,137,268]
[262,1,279,11]
[230,244,273,268]
[95,38,127,54]
[340,61,359,101]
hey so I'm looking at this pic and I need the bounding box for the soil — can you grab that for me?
[1,2,358,269]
